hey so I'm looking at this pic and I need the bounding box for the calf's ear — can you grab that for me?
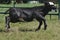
[44,1,50,6]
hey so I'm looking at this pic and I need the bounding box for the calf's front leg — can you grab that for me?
[35,12,47,31]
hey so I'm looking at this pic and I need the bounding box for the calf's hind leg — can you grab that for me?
[5,16,10,31]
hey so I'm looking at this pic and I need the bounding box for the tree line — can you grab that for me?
[0,0,57,4]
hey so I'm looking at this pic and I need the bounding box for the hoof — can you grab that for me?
[44,25,47,30]
[5,28,10,32]
[44,28,47,30]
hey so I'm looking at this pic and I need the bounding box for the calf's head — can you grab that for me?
[44,2,57,12]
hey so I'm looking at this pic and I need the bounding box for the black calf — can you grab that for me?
[5,2,57,31]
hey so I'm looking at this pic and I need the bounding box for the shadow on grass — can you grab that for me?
[0,29,12,32]
[18,28,35,32]
[0,29,5,32]
[0,28,39,32]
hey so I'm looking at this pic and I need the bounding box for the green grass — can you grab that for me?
[0,14,59,40]
[0,3,59,40]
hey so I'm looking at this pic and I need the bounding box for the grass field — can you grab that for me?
[0,3,60,40]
